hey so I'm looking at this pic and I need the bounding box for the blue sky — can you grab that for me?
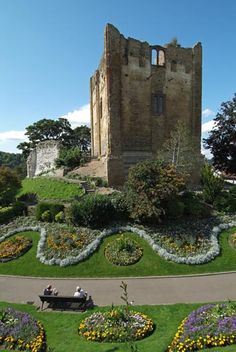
[0,0,235,154]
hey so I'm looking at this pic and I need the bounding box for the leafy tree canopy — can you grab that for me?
[17,118,91,158]
[203,94,236,174]
[0,166,21,206]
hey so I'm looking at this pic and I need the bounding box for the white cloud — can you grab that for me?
[60,104,90,129]
[0,130,27,142]
[202,108,215,118]
[202,120,215,133]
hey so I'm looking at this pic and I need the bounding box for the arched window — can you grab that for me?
[151,48,158,65]
[151,47,165,66]
[158,50,165,66]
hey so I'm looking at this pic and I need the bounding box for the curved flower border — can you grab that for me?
[0,220,236,266]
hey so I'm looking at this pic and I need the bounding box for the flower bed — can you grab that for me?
[0,215,236,266]
[105,233,143,265]
[167,302,236,351]
[0,307,46,351]
[79,308,153,342]
[43,227,99,260]
[0,235,32,262]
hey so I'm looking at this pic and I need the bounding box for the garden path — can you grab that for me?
[0,272,235,309]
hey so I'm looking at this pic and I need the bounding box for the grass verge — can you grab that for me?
[18,177,83,201]
[0,228,236,277]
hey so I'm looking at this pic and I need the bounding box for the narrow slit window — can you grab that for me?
[153,94,165,115]
[171,60,177,72]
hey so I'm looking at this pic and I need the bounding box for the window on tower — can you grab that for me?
[152,94,165,115]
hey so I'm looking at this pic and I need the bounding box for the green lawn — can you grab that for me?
[0,301,235,352]
[18,177,83,201]
[0,228,236,278]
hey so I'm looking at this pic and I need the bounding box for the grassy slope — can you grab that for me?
[0,228,236,277]
[0,301,235,352]
[18,177,83,201]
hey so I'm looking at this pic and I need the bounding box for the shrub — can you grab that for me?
[0,166,21,206]
[125,160,186,223]
[36,202,64,222]
[181,191,212,218]
[55,211,65,223]
[201,162,224,204]
[41,210,52,222]
[69,194,115,228]
[215,189,236,213]
[165,198,185,219]
[0,202,25,224]
[111,192,130,222]
[17,192,38,205]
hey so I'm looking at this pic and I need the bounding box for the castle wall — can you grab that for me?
[90,24,202,186]
[27,140,60,177]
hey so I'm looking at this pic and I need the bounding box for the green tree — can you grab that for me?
[159,120,202,178]
[69,125,91,152]
[17,118,91,159]
[17,118,72,157]
[203,94,236,174]
[201,162,224,205]
[55,146,85,169]
[0,166,21,206]
[125,160,186,223]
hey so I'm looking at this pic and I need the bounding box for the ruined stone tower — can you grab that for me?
[90,24,202,186]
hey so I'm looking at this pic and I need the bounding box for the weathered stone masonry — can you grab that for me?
[90,24,202,186]
[27,140,60,177]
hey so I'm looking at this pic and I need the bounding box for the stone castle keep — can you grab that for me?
[90,24,202,186]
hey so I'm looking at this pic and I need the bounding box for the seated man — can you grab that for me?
[74,286,87,299]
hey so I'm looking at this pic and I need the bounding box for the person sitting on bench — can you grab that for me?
[73,286,87,299]
[44,285,58,296]
[44,285,53,295]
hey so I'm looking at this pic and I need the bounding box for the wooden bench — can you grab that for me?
[39,294,89,311]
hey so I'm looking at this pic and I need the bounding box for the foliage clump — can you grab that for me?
[201,162,224,205]
[69,194,115,228]
[0,166,21,206]
[36,202,64,222]
[125,160,186,223]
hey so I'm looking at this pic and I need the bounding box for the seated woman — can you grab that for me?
[44,285,53,295]
[44,285,58,296]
